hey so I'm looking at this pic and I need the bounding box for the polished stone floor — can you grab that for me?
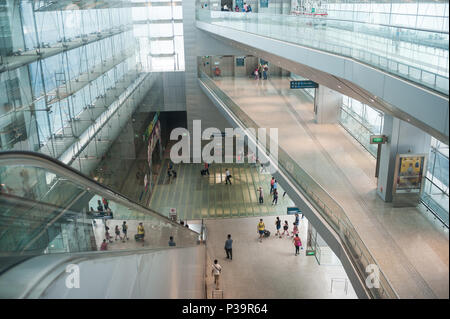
[212,76,449,299]
[204,215,357,299]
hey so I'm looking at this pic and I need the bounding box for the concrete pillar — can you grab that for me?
[314,85,342,124]
[376,114,431,203]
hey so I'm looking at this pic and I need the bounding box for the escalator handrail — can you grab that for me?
[0,150,199,237]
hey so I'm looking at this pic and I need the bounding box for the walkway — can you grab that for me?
[211,76,449,299]
[205,215,357,299]
[198,10,449,94]
[149,160,295,220]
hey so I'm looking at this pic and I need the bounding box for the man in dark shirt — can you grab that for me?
[224,234,233,260]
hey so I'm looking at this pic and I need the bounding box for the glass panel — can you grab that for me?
[0,154,200,256]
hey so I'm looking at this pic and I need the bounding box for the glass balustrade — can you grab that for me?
[199,71,398,299]
[197,10,449,95]
[0,151,200,265]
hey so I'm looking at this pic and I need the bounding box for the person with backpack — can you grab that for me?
[122,221,128,242]
[281,220,289,237]
[211,260,222,290]
[257,219,265,243]
[293,234,303,256]
[275,217,281,238]
[270,177,275,194]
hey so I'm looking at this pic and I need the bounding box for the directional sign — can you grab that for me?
[287,207,301,215]
[370,135,388,144]
[290,80,318,89]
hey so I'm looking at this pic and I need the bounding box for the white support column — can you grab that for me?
[376,114,431,203]
[314,85,342,124]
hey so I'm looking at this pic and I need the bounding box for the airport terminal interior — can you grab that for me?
[0,0,448,299]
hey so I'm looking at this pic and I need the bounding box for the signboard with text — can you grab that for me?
[290,80,318,89]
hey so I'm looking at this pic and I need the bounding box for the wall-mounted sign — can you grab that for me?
[260,0,269,8]
[370,135,388,144]
[393,154,426,195]
[290,80,318,89]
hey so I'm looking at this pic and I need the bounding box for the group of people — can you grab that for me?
[101,220,131,250]
[260,215,304,256]
[90,198,113,218]
[211,214,304,289]
[254,63,269,80]
[100,220,180,250]
[256,177,287,205]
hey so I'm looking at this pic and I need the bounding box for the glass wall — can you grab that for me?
[423,138,449,226]
[339,95,384,156]
[132,1,185,71]
[0,1,140,162]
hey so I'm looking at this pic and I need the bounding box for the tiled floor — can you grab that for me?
[211,76,449,299]
[204,215,357,299]
[149,160,295,220]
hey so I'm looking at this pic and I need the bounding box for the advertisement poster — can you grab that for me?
[394,155,426,194]
[260,0,269,8]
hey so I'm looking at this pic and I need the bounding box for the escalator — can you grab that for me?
[0,151,206,298]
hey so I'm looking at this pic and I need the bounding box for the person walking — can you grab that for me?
[257,218,265,243]
[281,220,289,237]
[225,168,232,185]
[122,221,128,242]
[114,225,122,241]
[273,180,278,193]
[211,259,222,290]
[293,234,303,256]
[100,239,108,251]
[102,197,109,210]
[224,234,233,260]
[295,213,300,227]
[204,162,210,175]
[291,222,299,237]
[253,68,259,80]
[137,222,145,246]
[263,64,268,80]
[270,177,275,194]
[272,189,278,205]
[257,187,264,204]
[275,217,281,238]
